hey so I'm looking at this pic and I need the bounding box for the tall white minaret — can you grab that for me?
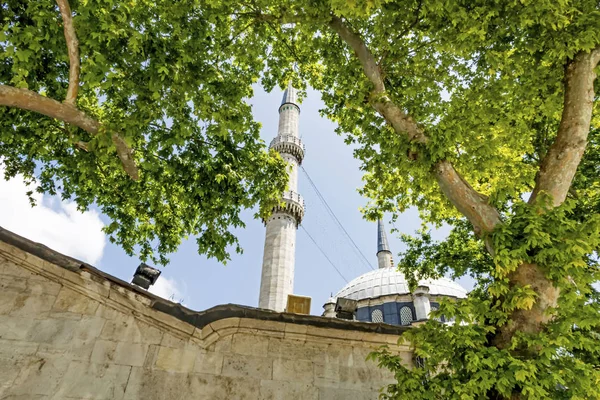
[258,83,305,312]
[377,219,394,269]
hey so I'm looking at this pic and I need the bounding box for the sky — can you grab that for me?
[0,86,473,314]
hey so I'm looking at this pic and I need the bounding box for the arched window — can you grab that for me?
[400,306,413,326]
[430,305,442,322]
[371,309,384,323]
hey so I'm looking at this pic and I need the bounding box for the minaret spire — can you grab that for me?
[258,82,305,312]
[376,219,394,269]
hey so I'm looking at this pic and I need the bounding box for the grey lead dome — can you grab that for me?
[335,268,468,301]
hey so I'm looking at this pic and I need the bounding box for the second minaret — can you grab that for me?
[258,83,305,312]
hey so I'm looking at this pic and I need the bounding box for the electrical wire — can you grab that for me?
[300,225,349,283]
[301,166,376,271]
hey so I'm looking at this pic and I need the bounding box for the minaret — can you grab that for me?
[258,83,305,312]
[377,219,394,269]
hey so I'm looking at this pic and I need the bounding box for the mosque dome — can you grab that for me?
[323,219,468,326]
[334,268,468,301]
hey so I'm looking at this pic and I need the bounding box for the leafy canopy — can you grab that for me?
[1,0,600,398]
[0,0,288,264]
[213,0,598,398]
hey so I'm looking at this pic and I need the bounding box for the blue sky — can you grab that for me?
[0,86,473,315]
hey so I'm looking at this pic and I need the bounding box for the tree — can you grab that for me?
[217,0,597,398]
[241,0,598,398]
[0,0,288,264]
[2,1,599,397]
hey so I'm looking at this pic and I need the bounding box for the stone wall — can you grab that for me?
[0,229,411,400]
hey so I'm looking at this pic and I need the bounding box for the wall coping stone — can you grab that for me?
[0,226,409,337]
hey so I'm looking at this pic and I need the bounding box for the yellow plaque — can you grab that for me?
[286,294,312,315]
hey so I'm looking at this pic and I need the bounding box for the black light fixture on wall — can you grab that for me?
[131,263,161,289]
[335,297,358,320]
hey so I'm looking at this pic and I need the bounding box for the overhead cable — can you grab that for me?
[300,225,349,283]
[301,166,376,271]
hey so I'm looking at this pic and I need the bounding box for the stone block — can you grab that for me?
[52,286,99,315]
[0,338,39,358]
[314,362,340,388]
[0,339,39,393]
[192,374,261,400]
[25,278,61,296]
[213,326,239,340]
[193,324,214,341]
[231,333,269,356]
[272,358,314,383]
[379,333,403,345]
[318,387,376,400]
[283,322,308,341]
[158,332,188,348]
[0,260,37,279]
[8,352,70,397]
[122,368,192,400]
[268,337,327,362]
[322,344,355,366]
[95,304,123,320]
[238,318,284,333]
[37,338,96,362]
[114,342,149,367]
[209,317,240,332]
[259,380,319,400]
[306,326,356,341]
[123,369,260,400]
[351,346,379,370]
[209,334,233,353]
[8,292,56,318]
[154,346,196,373]
[107,287,152,314]
[284,323,308,335]
[237,326,285,339]
[60,270,110,299]
[26,318,78,345]
[194,350,224,375]
[73,316,106,342]
[221,354,272,379]
[338,365,375,390]
[52,361,131,399]
[100,315,163,345]
[0,275,28,291]
[0,288,19,315]
[90,340,118,364]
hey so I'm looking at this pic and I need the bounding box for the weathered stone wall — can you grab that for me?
[0,234,411,400]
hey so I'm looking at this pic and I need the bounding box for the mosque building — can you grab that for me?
[0,83,469,399]
[258,83,467,325]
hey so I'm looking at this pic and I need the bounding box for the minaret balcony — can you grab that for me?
[267,190,305,225]
[269,135,305,164]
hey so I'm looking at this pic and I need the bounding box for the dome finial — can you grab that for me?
[377,219,393,269]
[377,219,391,254]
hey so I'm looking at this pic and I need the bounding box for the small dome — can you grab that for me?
[335,268,467,301]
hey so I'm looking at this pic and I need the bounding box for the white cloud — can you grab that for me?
[149,276,186,303]
[0,168,106,265]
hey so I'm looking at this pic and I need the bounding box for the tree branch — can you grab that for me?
[0,85,139,180]
[56,0,80,105]
[494,46,600,350]
[328,16,501,235]
[329,16,385,93]
[434,161,501,236]
[529,46,600,207]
